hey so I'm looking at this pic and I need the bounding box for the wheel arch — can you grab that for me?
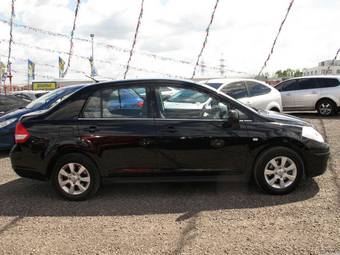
[315,97,338,110]
[265,101,282,112]
[45,148,103,179]
[247,137,307,181]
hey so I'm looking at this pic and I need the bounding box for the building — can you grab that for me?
[303,59,340,76]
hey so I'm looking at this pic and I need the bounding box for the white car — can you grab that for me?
[275,76,340,116]
[205,78,282,112]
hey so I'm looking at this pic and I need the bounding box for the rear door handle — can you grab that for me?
[161,126,178,133]
[84,126,99,133]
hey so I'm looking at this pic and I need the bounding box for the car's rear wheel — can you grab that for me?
[316,99,336,117]
[51,153,100,201]
[254,147,303,195]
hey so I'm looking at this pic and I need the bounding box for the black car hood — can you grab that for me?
[258,110,312,127]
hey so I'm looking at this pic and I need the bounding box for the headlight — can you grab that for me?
[0,118,17,129]
[302,126,324,143]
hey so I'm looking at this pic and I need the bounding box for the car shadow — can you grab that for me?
[0,177,319,218]
[0,150,10,159]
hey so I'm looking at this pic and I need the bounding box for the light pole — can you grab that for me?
[89,33,94,78]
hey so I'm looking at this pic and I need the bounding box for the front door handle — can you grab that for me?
[83,126,99,133]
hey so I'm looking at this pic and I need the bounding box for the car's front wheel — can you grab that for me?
[254,147,303,195]
[51,153,100,201]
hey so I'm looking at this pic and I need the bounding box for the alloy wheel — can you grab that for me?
[58,163,91,195]
[319,103,332,116]
[264,156,297,189]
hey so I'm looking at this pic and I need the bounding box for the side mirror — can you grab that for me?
[228,109,240,128]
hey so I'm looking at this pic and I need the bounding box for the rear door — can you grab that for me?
[153,83,250,175]
[294,78,320,110]
[245,81,272,110]
[78,83,158,176]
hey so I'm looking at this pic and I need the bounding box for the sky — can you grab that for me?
[0,0,339,84]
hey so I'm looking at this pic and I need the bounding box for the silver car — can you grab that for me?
[206,78,282,112]
[275,76,340,116]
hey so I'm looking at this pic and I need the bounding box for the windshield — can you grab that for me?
[25,87,78,109]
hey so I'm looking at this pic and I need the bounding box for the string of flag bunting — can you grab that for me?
[123,0,145,79]
[192,0,220,79]
[327,48,340,72]
[61,0,81,78]
[257,0,295,77]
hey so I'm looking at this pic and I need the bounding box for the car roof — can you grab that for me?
[281,75,340,81]
[275,75,340,86]
[85,78,217,91]
[206,78,265,84]
[205,78,271,89]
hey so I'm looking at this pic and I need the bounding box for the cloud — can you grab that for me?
[0,0,339,84]
[77,13,134,40]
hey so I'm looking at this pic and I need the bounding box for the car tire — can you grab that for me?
[51,153,101,201]
[316,99,336,117]
[254,147,303,195]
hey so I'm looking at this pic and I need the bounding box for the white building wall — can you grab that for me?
[303,59,340,76]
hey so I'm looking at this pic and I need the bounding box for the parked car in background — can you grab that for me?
[10,79,329,200]
[275,76,340,116]
[205,79,282,112]
[0,84,89,150]
[0,94,28,116]
[13,90,48,102]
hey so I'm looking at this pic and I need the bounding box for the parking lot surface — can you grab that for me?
[0,114,339,254]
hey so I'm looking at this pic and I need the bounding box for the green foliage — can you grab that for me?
[275,69,302,78]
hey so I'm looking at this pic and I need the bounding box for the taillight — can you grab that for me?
[15,122,30,144]
[137,101,144,107]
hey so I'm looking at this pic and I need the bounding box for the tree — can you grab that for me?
[275,69,302,78]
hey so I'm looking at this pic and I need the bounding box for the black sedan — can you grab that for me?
[10,79,330,200]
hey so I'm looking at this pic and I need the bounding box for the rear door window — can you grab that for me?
[246,81,271,97]
[82,86,148,118]
[316,78,340,88]
[221,82,248,99]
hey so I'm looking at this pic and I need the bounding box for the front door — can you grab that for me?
[78,84,158,176]
[153,84,250,175]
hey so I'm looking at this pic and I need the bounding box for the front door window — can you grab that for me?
[159,86,230,120]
